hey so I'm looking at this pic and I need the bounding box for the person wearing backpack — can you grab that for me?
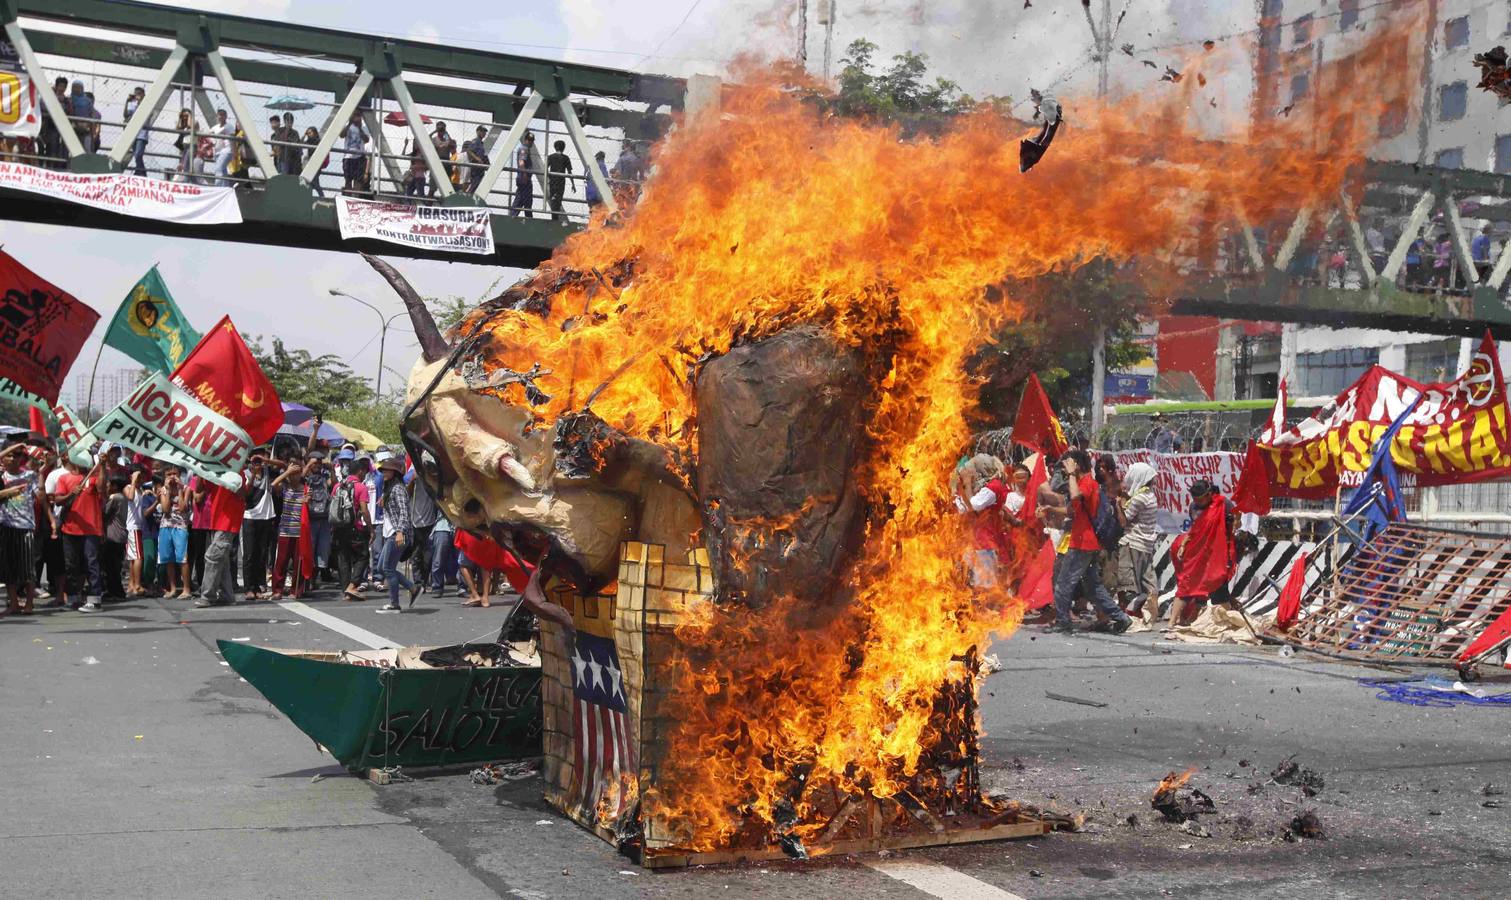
[1047,449,1131,635]
[332,450,371,602]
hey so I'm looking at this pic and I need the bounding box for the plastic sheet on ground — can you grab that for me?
[1166,606,1273,645]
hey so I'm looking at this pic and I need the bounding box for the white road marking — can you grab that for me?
[277,601,396,649]
[863,858,1028,900]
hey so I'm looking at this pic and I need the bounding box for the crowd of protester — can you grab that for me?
[7,75,644,218]
[952,439,1252,637]
[0,422,520,618]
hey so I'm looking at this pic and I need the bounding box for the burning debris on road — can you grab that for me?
[1151,770,1216,824]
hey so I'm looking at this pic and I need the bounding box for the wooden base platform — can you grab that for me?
[638,819,1053,869]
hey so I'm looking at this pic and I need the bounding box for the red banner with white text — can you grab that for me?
[1256,333,1511,498]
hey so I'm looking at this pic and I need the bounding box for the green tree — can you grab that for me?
[322,399,401,446]
[248,336,377,413]
[816,38,999,137]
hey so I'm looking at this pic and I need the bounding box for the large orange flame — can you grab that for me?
[464,14,1420,851]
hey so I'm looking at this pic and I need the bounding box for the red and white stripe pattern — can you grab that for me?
[568,630,635,821]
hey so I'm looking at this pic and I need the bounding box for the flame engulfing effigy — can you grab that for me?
[379,17,1419,859]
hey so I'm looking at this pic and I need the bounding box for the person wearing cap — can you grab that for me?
[0,442,40,614]
[332,452,372,601]
[302,443,336,585]
[1146,413,1181,454]
[375,454,419,612]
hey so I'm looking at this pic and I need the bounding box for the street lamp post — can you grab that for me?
[329,289,404,400]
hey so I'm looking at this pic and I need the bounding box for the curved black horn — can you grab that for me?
[361,252,449,363]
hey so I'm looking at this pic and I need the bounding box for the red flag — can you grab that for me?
[171,315,281,445]
[299,489,314,583]
[1174,495,1235,597]
[27,406,46,436]
[1460,604,1511,662]
[1020,452,1048,523]
[1017,539,1056,609]
[0,250,101,404]
[1011,373,1069,457]
[1231,441,1273,516]
[454,530,533,593]
[1274,550,1308,630]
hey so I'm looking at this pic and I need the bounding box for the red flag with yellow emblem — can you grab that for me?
[170,315,281,445]
[1011,373,1069,457]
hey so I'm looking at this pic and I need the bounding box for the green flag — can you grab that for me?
[103,267,201,373]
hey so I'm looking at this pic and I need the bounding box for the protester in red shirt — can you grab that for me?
[194,472,250,608]
[1047,449,1131,635]
[52,453,107,611]
[1164,480,1238,631]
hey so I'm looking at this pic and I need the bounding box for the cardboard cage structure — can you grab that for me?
[539,542,1052,868]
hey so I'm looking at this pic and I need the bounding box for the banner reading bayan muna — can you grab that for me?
[1257,333,1511,498]
[103,267,201,373]
[83,371,252,488]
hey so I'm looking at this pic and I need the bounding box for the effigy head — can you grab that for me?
[373,255,701,592]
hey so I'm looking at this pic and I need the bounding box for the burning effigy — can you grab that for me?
[372,20,1418,866]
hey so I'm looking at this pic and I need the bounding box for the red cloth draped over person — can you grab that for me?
[454,529,532,593]
[1166,480,1237,629]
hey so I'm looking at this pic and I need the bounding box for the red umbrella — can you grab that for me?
[383,110,431,126]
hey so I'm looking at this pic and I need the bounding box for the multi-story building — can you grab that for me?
[1242,0,1510,398]
[71,368,140,415]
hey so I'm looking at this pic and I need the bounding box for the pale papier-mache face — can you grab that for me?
[405,356,701,593]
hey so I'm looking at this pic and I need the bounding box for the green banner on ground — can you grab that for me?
[103,267,201,373]
[82,371,251,488]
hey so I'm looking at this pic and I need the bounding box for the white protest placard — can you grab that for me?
[1111,449,1246,533]
[0,162,243,224]
[84,371,251,488]
[336,196,494,256]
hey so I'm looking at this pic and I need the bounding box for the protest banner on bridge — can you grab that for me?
[0,71,42,139]
[0,162,243,224]
[0,250,100,404]
[335,196,495,256]
[1111,449,1246,533]
[81,371,252,488]
[1256,333,1511,498]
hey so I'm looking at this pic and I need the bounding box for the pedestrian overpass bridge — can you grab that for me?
[6,0,1511,339]
[0,0,683,266]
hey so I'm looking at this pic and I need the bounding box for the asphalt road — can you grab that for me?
[4,587,1511,899]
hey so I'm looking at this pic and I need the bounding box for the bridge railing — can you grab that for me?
[2,0,678,233]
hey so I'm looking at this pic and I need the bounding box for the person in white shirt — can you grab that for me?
[210,109,235,185]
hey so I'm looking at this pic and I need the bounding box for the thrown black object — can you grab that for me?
[1474,46,1511,101]
[1020,96,1063,173]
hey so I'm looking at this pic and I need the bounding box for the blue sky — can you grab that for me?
[2,0,1252,407]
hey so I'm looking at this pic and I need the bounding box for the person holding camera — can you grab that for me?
[1048,449,1132,635]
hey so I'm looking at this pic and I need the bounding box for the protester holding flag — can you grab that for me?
[32,446,64,603]
[195,469,249,608]
[53,452,108,612]
[0,442,40,615]
[156,470,192,600]
[269,460,309,600]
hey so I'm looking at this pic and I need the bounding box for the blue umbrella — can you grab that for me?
[278,420,344,443]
